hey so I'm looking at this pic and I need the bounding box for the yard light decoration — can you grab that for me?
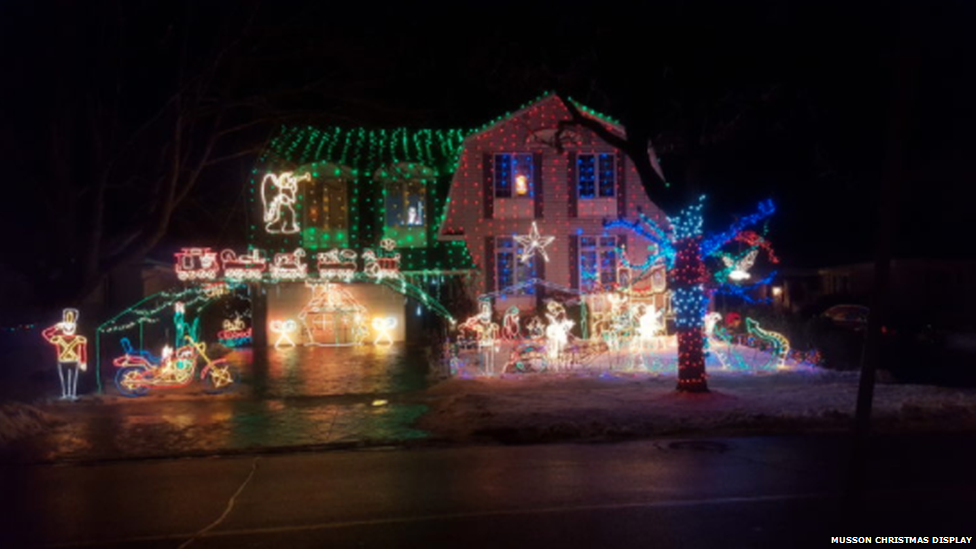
[502,306,521,341]
[175,248,220,281]
[299,282,369,346]
[544,301,574,363]
[371,316,397,345]
[262,171,310,234]
[315,248,358,282]
[113,335,238,396]
[173,301,200,350]
[459,300,499,349]
[220,249,267,281]
[217,316,252,347]
[363,239,401,281]
[606,196,776,392]
[42,308,87,400]
[270,319,299,348]
[745,318,790,370]
[514,222,555,264]
[269,248,308,280]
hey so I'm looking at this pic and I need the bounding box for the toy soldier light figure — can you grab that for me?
[41,308,88,400]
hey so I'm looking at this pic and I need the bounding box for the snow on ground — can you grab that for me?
[419,362,976,443]
[0,402,62,444]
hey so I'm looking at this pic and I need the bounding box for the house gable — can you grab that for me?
[438,94,668,301]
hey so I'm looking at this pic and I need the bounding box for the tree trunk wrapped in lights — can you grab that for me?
[672,235,709,392]
[606,196,776,393]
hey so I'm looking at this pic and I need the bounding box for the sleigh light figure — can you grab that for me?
[113,336,238,397]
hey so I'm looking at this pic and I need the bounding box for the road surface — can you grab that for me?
[3,434,974,548]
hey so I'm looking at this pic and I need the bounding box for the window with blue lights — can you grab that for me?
[494,153,534,198]
[577,153,615,199]
[579,235,619,291]
[496,237,537,294]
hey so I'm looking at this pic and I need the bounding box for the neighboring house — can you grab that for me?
[241,93,669,343]
[778,259,976,328]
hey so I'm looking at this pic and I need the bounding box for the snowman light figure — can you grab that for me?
[42,308,88,400]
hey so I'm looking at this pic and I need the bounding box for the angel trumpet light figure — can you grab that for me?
[42,308,87,400]
[261,171,310,234]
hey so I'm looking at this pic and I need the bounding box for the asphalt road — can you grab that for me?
[3,434,975,549]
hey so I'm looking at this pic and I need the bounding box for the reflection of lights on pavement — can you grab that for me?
[271,319,298,348]
[372,316,397,345]
[371,399,388,406]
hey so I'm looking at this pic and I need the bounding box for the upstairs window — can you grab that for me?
[494,153,534,198]
[577,153,616,199]
[378,164,432,229]
[308,177,348,230]
[579,235,619,291]
[496,237,537,295]
[385,179,426,227]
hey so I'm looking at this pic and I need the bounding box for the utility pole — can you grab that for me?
[845,0,920,519]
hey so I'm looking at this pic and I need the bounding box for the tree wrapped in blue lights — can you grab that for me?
[607,196,776,392]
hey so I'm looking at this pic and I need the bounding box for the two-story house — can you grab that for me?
[246,93,668,344]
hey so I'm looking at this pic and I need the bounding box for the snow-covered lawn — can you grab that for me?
[0,402,62,444]
[419,367,976,443]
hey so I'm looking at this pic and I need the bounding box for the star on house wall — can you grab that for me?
[514,222,555,264]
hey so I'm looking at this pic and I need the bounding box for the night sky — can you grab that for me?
[1,0,973,308]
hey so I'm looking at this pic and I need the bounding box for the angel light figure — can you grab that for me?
[262,171,310,234]
[42,308,87,400]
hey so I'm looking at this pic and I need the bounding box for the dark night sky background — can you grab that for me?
[1,0,974,309]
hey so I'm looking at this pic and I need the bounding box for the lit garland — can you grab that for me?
[42,308,87,400]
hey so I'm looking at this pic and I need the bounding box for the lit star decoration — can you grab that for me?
[514,222,555,264]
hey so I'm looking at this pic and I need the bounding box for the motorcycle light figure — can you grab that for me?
[42,308,87,400]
